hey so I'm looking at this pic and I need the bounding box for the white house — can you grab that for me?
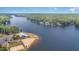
[18,32,28,38]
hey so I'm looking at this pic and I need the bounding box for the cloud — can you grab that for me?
[69,7,79,13]
[69,8,76,13]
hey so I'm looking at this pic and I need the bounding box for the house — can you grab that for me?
[18,32,29,38]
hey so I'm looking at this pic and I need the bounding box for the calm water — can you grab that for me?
[10,15,79,51]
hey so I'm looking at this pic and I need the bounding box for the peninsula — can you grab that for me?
[0,15,39,51]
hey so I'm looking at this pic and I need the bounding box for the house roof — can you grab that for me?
[19,32,28,37]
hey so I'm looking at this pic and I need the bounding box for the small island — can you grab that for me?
[0,15,39,51]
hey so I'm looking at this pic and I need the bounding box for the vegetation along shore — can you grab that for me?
[21,14,79,28]
[1,14,79,51]
[0,15,39,51]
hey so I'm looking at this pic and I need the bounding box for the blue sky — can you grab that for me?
[0,7,79,13]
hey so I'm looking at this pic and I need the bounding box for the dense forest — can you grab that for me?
[19,14,79,27]
[0,15,20,34]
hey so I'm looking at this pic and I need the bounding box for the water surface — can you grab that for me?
[10,15,79,51]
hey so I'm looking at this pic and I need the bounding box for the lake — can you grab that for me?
[10,15,79,51]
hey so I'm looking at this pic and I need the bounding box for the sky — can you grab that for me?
[0,7,79,13]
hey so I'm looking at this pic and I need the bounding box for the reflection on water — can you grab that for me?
[9,15,79,51]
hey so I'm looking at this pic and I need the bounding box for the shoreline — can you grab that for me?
[8,32,40,51]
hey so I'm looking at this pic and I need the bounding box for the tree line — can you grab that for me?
[24,14,79,27]
[0,15,20,34]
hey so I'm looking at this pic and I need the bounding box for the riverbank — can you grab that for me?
[1,14,79,51]
[8,33,39,51]
[23,14,79,27]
